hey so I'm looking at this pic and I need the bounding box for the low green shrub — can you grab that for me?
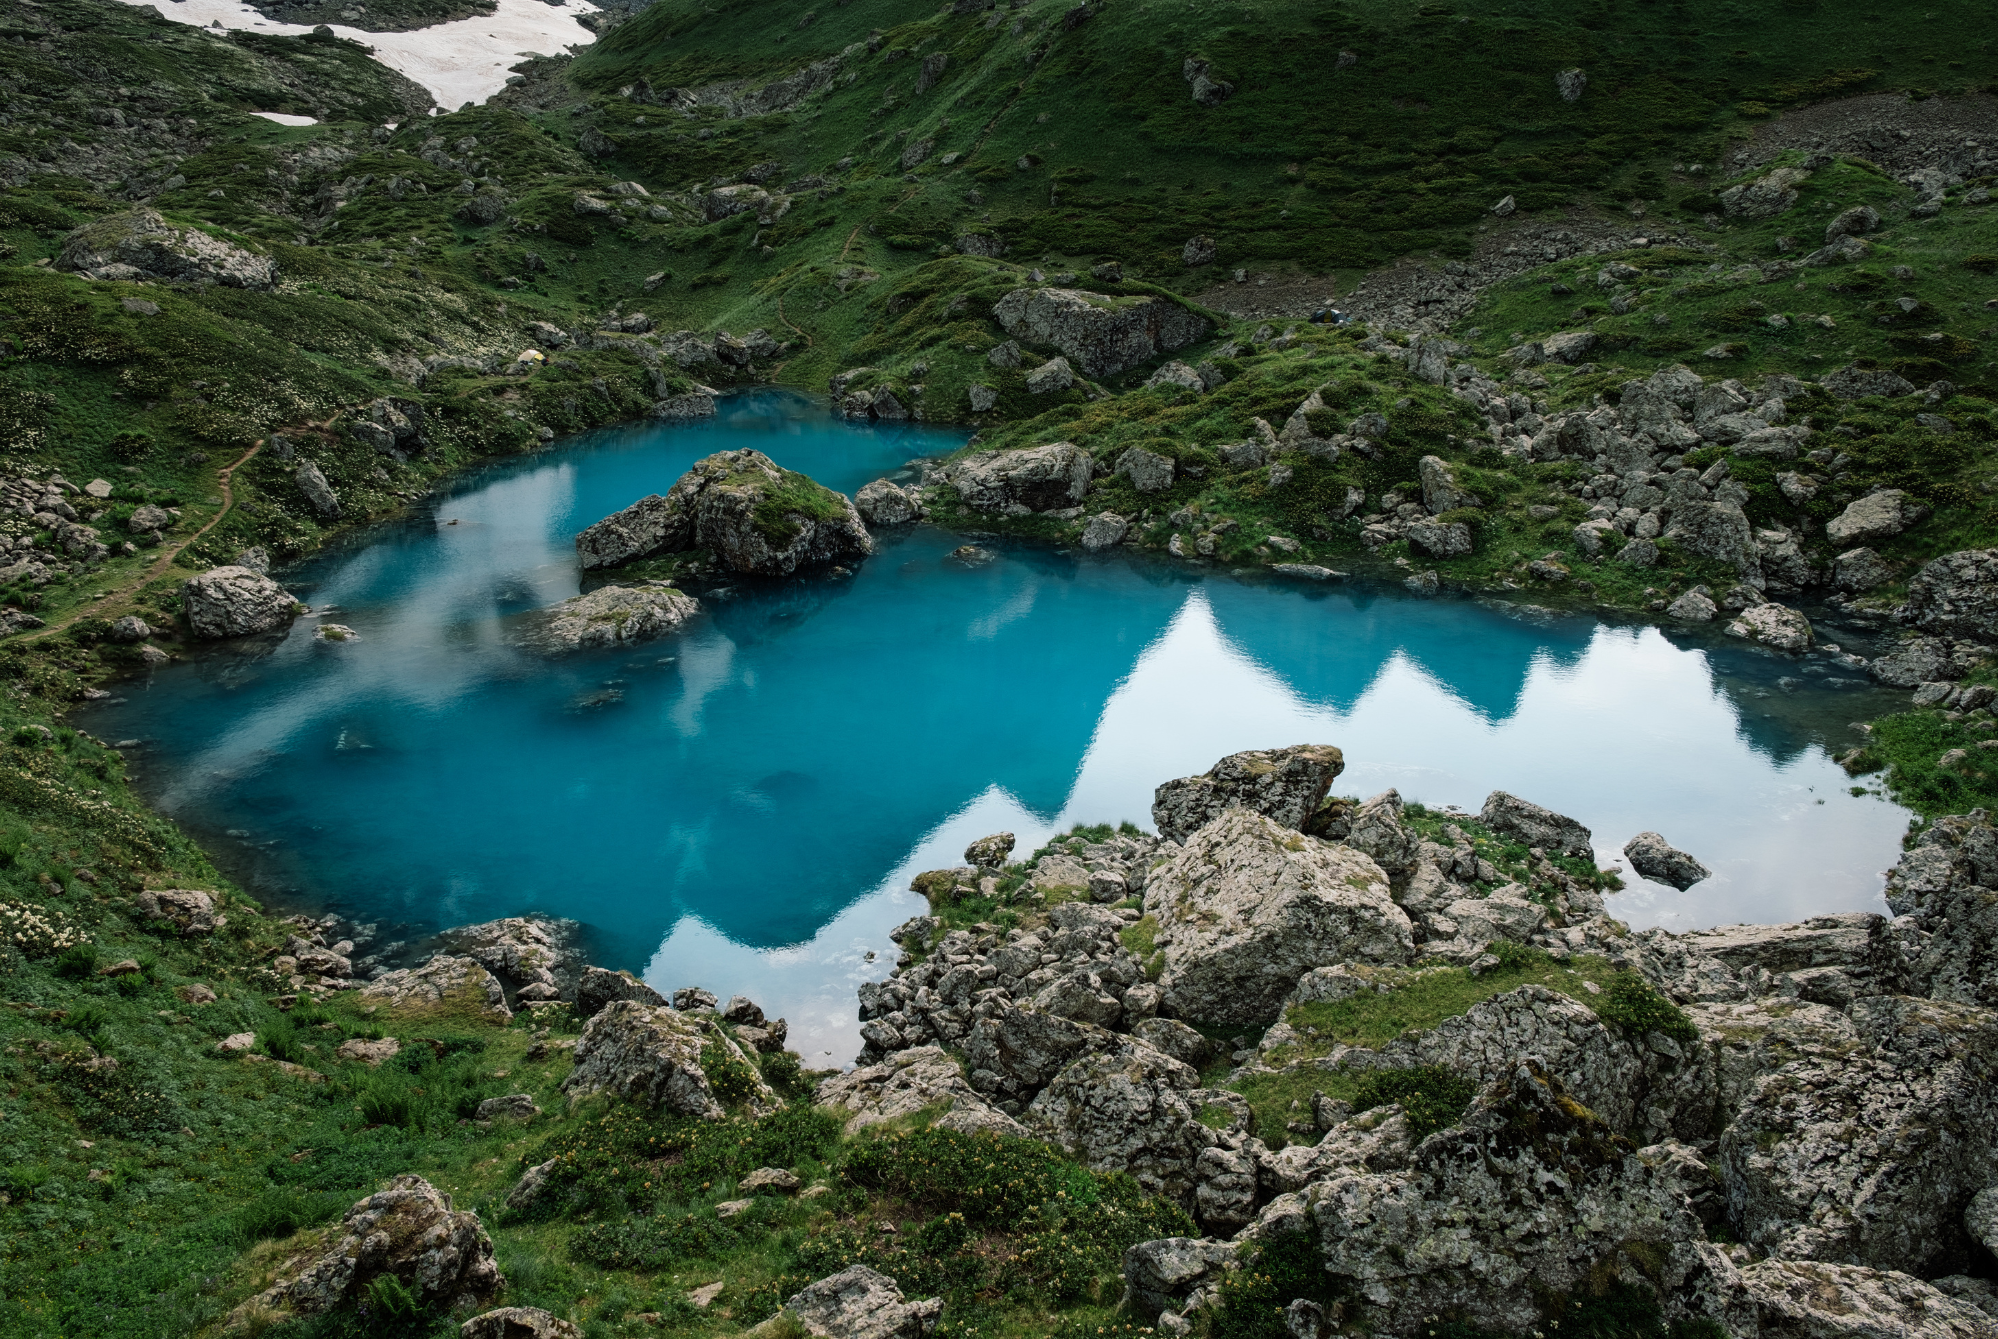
[1210,1229,1346,1339]
[569,1210,742,1269]
[1592,973,1698,1043]
[1349,1065,1479,1137]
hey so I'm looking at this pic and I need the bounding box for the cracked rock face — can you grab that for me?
[1143,808,1411,1027]
[236,1175,500,1323]
[814,1045,1029,1138]
[182,565,299,639]
[1026,1040,1213,1205]
[561,999,778,1119]
[1900,548,1998,643]
[1151,743,1346,844]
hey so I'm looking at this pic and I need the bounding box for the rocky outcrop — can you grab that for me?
[357,956,512,1024]
[521,585,700,653]
[234,1175,500,1323]
[1143,808,1412,1026]
[782,1266,941,1339]
[855,479,921,526]
[1737,1260,1994,1339]
[436,916,582,1004]
[58,208,275,288]
[991,287,1211,379]
[1630,912,1914,1006]
[461,1309,582,1339]
[1026,1041,1213,1204]
[1899,549,1998,642]
[814,1045,1029,1137]
[182,565,299,638]
[1478,790,1592,859]
[1151,744,1345,843]
[1624,832,1711,890]
[1122,1237,1239,1320]
[561,1000,737,1118]
[942,443,1092,513]
[575,450,871,577]
[575,966,667,1020]
[1884,809,1998,1010]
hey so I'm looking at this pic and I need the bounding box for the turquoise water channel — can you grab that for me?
[85,390,1916,1061]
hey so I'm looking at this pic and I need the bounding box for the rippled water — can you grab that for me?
[84,390,1916,1061]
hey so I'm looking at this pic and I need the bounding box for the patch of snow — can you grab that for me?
[114,0,598,109]
[252,111,319,126]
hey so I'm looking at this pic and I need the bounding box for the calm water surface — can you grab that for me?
[85,391,1916,1061]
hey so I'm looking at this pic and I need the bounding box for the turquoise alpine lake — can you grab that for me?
[85,390,1917,1061]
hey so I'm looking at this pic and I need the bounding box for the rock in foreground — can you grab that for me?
[576,449,871,577]
[1151,743,1346,843]
[182,565,299,639]
[357,955,512,1024]
[780,1265,941,1339]
[561,999,779,1119]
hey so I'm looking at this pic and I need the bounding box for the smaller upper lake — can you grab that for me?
[84,390,1917,1062]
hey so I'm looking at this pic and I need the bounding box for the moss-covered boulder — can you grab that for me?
[57,208,276,289]
[575,449,871,577]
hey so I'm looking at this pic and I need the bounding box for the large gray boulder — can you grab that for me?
[522,585,700,653]
[182,565,299,638]
[1900,549,1998,642]
[356,955,513,1024]
[1884,809,1998,1009]
[232,1175,501,1325]
[1737,1260,1993,1339]
[1142,808,1412,1026]
[1151,744,1345,843]
[561,999,776,1119]
[1122,1237,1239,1320]
[1478,790,1593,859]
[1717,994,1998,1277]
[436,915,582,1004]
[1026,1042,1213,1204]
[814,1045,1029,1138]
[1664,500,1760,577]
[575,966,666,1019]
[783,1266,941,1339]
[992,287,1211,379]
[1825,490,1929,547]
[961,999,1113,1103]
[575,449,871,576]
[855,479,920,526]
[1823,363,1918,401]
[58,208,276,288]
[943,443,1092,513]
[1255,1063,1742,1338]
[1624,832,1711,890]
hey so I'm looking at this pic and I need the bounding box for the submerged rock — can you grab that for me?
[575,449,871,577]
[1624,832,1712,890]
[1143,808,1411,1026]
[523,585,700,653]
[182,565,299,639]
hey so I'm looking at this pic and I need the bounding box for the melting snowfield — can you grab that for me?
[119,0,599,110]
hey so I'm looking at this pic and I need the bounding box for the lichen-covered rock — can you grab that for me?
[575,449,871,576]
[561,1000,768,1119]
[992,287,1212,379]
[461,1307,582,1339]
[961,999,1115,1102]
[1478,790,1593,859]
[1726,601,1813,653]
[943,443,1092,513]
[1899,549,1998,643]
[1631,912,1912,1006]
[437,916,583,1003]
[1257,1062,1742,1338]
[575,966,667,1020]
[855,479,920,526]
[783,1265,942,1339]
[1143,808,1412,1027]
[182,565,299,638]
[1258,1103,1418,1194]
[58,208,276,288]
[1737,1260,1994,1338]
[133,888,223,935]
[1026,1042,1213,1204]
[1151,744,1346,843]
[1825,490,1929,548]
[235,1175,500,1323]
[1342,789,1422,878]
[1718,994,1998,1277]
[357,956,513,1025]
[1122,1237,1239,1320]
[1884,809,1998,1010]
[1624,832,1712,890]
[523,585,701,652]
[814,1045,1029,1138]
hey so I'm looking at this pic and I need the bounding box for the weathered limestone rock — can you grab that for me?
[1726,601,1813,653]
[1884,809,1998,1010]
[1256,1063,1741,1338]
[944,443,1091,513]
[1143,808,1412,1026]
[1259,1104,1418,1194]
[1479,790,1592,858]
[1117,445,1176,493]
[1151,744,1345,843]
[1900,549,1998,642]
[814,1045,1029,1138]
[782,1265,941,1339]
[236,1175,500,1323]
[1718,995,1998,1277]
[461,1308,582,1339]
[1081,512,1130,551]
[524,585,701,652]
[855,479,920,526]
[575,449,871,576]
[437,917,582,1003]
[295,462,341,519]
[992,287,1211,379]
[562,1000,777,1119]
[1825,490,1928,547]
[1129,1017,1215,1069]
[133,888,222,935]
[1633,912,1912,1006]
[1122,1237,1239,1320]
[1737,1260,1994,1338]
[1026,1042,1213,1204]
[961,999,1113,1101]
[182,565,299,638]
[58,208,276,288]
[1624,832,1712,890]
[575,966,667,1020]
[358,957,513,1025]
